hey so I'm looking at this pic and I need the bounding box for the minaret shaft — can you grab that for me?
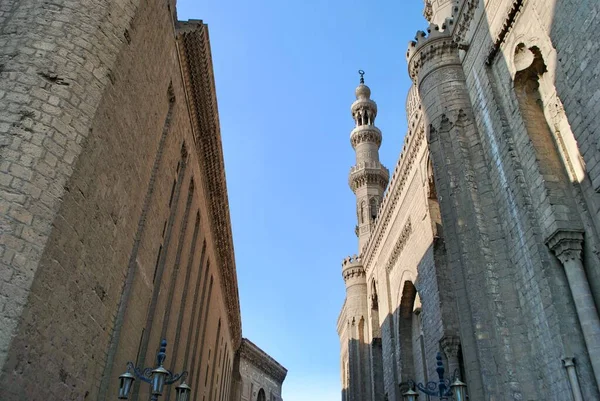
[348,75,389,252]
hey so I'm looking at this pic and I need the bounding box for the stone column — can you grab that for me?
[406,22,488,400]
[440,336,461,380]
[562,357,584,401]
[547,230,600,388]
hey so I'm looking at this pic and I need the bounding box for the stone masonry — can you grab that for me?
[0,2,285,401]
[338,1,600,400]
[231,339,287,401]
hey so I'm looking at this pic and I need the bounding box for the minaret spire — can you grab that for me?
[349,71,389,252]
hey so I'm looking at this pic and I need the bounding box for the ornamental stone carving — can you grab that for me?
[342,255,366,282]
[364,125,425,271]
[239,338,288,384]
[385,219,413,272]
[350,126,383,148]
[440,335,461,359]
[546,230,585,264]
[349,162,390,193]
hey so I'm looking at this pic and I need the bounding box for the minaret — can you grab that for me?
[349,71,389,252]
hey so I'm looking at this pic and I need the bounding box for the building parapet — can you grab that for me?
[361,124,426,272]
[177,21,242,347]
[239,338,288,384]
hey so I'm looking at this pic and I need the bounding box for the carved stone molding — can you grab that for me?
[440,335,461,359]
[363,126,425,272]
[452,0,478,45]
[423,0,433,22]
[342,255,366,282]
[486,0,525,65]
[428,110,470,141]
[350,127,382,148]
[385,219,413,272]
[546,230,584,264]
[343,267,366,282]
[406,85,422,123]
[408,38,458,80]
[177,22,242,346]
[239,338,288,384]
[349,165,390,193]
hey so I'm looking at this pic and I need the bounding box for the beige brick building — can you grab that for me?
[230,339,287,401]
[338,1,600,400]
[0,1,285,401]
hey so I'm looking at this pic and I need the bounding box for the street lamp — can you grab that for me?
[403,353,467,401]
[118,339,191,401]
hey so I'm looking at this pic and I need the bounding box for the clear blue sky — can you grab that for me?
[176,1,424,400]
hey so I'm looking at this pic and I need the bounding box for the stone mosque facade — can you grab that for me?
[0,1,285,401]
[338,0,600,400]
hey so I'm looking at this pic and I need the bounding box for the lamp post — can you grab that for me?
[402,353,467,401]
[118,339,191,401]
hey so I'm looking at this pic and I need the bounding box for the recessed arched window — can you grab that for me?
[257,388,266,401]
[360,201,366,224]
[370,198,378,220]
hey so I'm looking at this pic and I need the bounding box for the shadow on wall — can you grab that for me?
[342,1,600,400]
[414,0,600,399]
[341,236,464,401]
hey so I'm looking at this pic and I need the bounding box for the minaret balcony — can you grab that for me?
[342,255,365,283]
[348,162,390,193]
[351,98,378,115]
[350,125,382,148]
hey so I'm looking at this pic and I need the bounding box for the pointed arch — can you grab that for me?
[370,198,378,220]
[398,280,417,385]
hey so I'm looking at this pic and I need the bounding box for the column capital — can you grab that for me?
[546,230,584,264]
[562,356,576,368]
[440,335,461,358]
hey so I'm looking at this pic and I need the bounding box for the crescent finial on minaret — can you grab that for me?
[358,70,365,84]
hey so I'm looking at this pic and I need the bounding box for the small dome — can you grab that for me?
[355,84,371,99]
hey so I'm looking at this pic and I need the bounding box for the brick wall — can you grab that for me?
[0,2,240,400]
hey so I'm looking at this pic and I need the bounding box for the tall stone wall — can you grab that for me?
[406,0,600,399]
[340,1,600,401]
[0,0,141,370]
[0,3,241,401]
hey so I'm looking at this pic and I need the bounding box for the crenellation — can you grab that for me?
[339,1,600,400]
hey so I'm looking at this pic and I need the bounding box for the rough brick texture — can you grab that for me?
[0,2,244,401]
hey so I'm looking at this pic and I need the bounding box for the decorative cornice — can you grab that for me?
[349,163,389,193]
[385,219,413,272]
[342,255,366,282]
[423,0,433,22]
[408,36,458,80]
[239,338,288,384]
[176,21,242,347]
[351,98,377,115]
[452,0,478,46]
[343,266,366,282]
[406,2,463,80]
[485,0,524,65]
[363,125,425,272]
[406,85,422,124]
[546,230,584,264]
[350,126,382,148]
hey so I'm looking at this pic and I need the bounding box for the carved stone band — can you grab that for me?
[546,230,584,264]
